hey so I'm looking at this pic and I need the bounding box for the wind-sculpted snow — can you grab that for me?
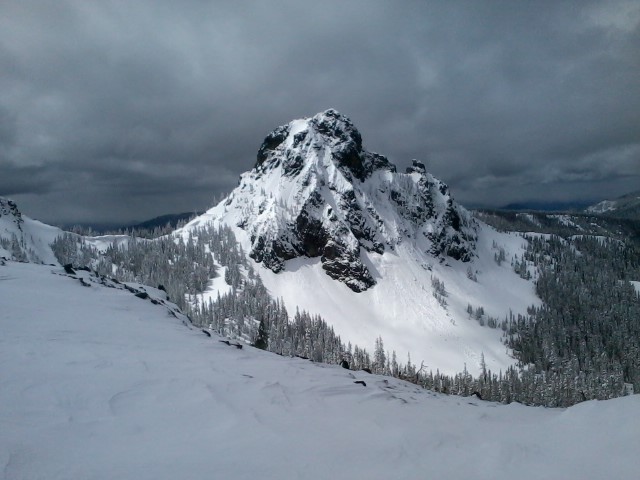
[1,261,638,480]
[211,109,477,292]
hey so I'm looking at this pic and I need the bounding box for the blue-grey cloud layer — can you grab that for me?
[1,0,638,224]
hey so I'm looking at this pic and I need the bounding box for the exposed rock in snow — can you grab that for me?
[180,111,538,374]
[0,197,23,230]
[212,109,477,292]
[0,197,62,264]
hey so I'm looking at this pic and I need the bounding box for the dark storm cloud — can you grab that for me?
[0,163,51,195]
[0,0,638,224]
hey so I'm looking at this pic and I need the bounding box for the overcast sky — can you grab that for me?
[1,1,639,225]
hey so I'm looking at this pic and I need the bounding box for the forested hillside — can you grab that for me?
[437,210,640,405]
[51,227,392,374]
[50,208,640,407]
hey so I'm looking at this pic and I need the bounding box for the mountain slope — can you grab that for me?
[586,190,640,220]
[182,110,539,374]
[1,260,638,480]
[0,197,61,264]
[219,109,476,292]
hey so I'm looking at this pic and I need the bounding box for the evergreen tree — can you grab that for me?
[253,318,268,350]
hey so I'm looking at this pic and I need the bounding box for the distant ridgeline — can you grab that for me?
[475,209,640,243]
[51,207,640,407]
[64,211,203,238]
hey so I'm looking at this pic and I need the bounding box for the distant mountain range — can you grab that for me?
[60,211,204,234]
[498,200,593,212]
[585,190,640,220]
[128,211,203,231]
[494,190,640,220]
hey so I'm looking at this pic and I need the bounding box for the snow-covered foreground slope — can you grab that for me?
[2,261,638,480]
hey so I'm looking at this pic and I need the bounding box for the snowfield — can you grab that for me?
[184,209,538,375]
[1,261,638,480]
[256,224,538,375]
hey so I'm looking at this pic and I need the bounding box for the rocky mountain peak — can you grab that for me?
[406,160,427,174]
[310,108,362,148]
[0,196,62,265]
[215,111,477,292]
[255,109,394,182]
[0,197,23,231]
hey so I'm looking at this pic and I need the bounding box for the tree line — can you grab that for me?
[51,213,640,407]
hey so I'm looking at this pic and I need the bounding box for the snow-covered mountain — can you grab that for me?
[182,110,539,374]
[211,109,476,292]
[0,196,62,264]
[586,190,640,220]
[0,111,538,376]
[2,260,638,480]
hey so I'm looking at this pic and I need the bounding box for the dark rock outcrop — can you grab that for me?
[227,110,477,292]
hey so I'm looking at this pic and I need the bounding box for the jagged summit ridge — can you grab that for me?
[0,197,24,231]
[255,109,394,182]
[215,110,477,292]
[0,197,62,264]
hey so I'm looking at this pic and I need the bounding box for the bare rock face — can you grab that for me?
[221,109,477,292]
[0,198,24,231]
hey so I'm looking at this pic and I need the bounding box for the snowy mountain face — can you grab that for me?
[0,197,22,228]
[0,197,61,264]
[586,199,617,214]
[223,109,477,292]
[184,110,538,375]
[585,190,640,221]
